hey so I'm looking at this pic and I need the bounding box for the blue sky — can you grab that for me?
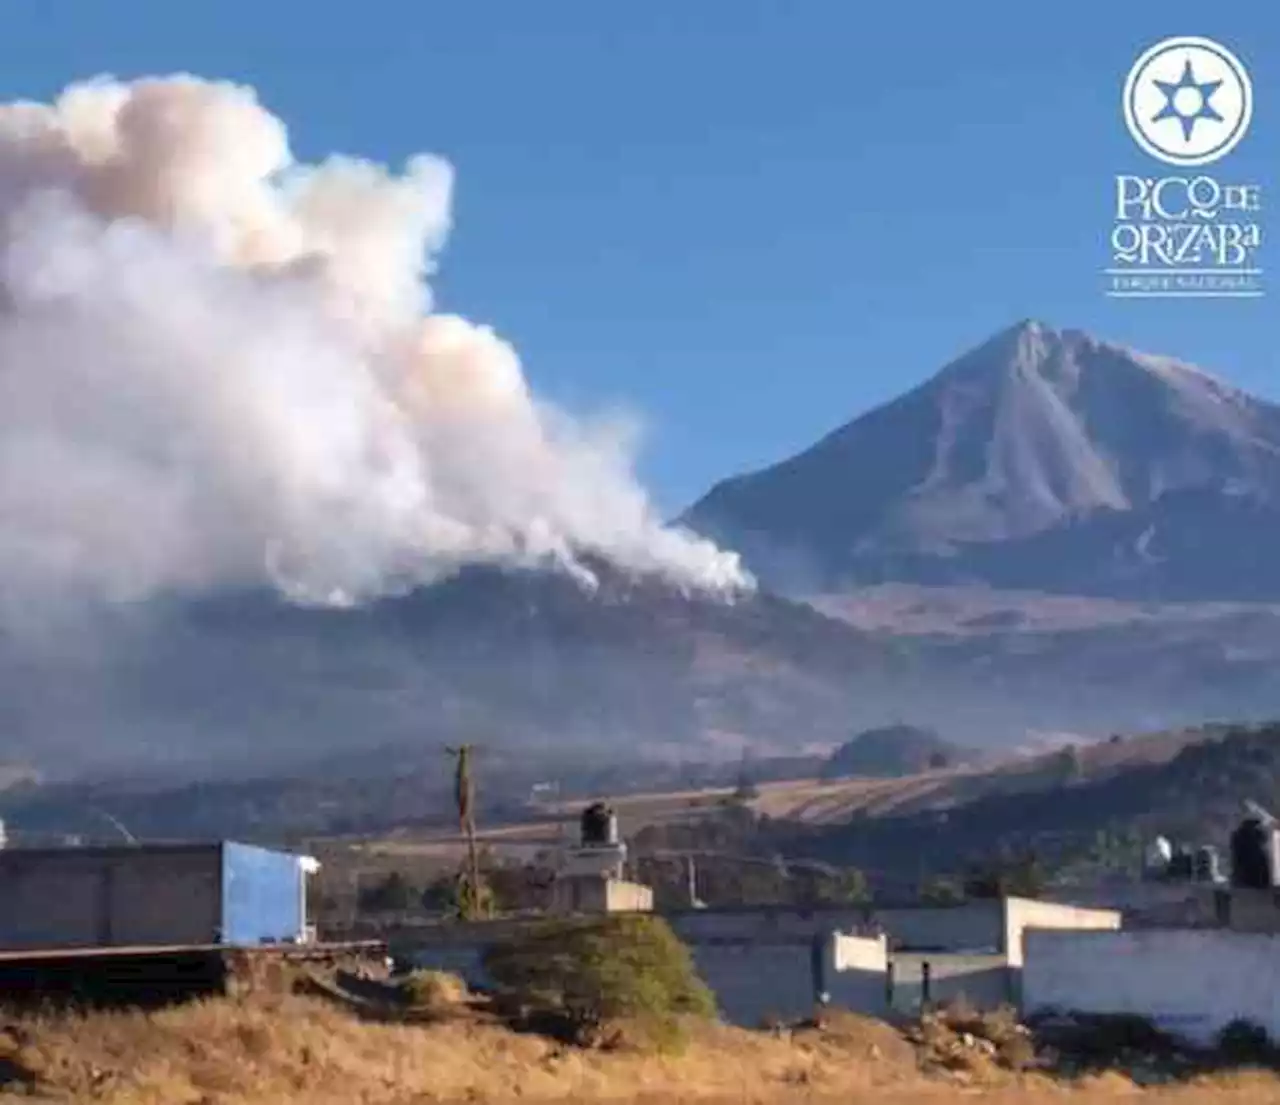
[1,3,1274,511]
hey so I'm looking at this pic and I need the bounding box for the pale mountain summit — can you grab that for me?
[683,321,1280,599]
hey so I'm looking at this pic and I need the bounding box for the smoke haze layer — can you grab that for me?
[0,75,749,619]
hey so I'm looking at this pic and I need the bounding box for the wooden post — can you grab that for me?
[447,744,487,920]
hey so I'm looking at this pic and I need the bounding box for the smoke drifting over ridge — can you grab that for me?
[0,75,749,618]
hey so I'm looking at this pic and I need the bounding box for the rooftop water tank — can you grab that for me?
[1230,817,1274,889]
[580,802,618,847]
[1194,845,1221,883]
[1167,846,1194,881]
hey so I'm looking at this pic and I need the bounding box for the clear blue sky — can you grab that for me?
[2,3,1274,511]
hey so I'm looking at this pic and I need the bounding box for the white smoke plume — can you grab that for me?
[0,75,750,614]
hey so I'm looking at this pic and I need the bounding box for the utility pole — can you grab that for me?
[447,744,487,920]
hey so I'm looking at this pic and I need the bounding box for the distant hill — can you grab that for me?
[819,724,973,780]
[784,722,1280,891]
[683,320,1280,601]
[0,763,38,791]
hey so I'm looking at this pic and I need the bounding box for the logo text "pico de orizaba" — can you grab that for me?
[1106,36,1263,300]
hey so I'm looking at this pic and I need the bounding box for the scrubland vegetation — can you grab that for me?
[7,990,1280,1104]
[6,916,1280,1104]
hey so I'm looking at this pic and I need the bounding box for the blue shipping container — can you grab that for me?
[220,842,306,946]
[0,841,311,951]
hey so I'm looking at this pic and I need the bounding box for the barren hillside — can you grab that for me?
[4,991,1280,1104]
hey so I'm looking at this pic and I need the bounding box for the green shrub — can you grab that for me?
[1217,1018,1273,1063]
[919,876,966,905]
[482,915,715,1045]
[357,871,418,913]
[1031,1012,1181,1068]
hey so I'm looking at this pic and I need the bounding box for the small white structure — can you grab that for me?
[1004,896,1121,966]
[1144,835,1173,875]
[1024,928,1280,1046]
[557,841,627,881]
[826,930,889,1012]
[297,855,320,943]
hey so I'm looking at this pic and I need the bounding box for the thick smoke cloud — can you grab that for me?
[0,75,750,615]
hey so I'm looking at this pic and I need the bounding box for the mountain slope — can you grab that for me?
[0,566,923,780]
[9,560,1280,787]
[783,720,1280,893]
[682,321,1280,598]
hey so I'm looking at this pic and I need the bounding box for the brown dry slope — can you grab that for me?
[747,725,1211,824]
[4,993,1280,1105]
[521,725,1210,830]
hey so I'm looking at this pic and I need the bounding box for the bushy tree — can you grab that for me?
[453,870,496,920]
[419,868,496,919]
[920,875,966,905]
[483,915,715,1043]
[797,866,868,905]
[1057,744,1085,784]
[357,870,418,913]
[963,851,1046,899]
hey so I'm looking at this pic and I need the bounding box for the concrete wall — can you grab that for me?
[829,931,888,973]
[1221,888,1280,932]
[1044,881,1223,928]
[552,876,653,915]
[690,941,817,1027]
[1003,897,1121,967]
[605,880,654,913]
[872,903,1004,952]
[406,923,888,1028]
[1023,929,1280,1045]
[667,906,872,945]
[889,953,1013,1012]
[393,898,1120,1028]
[0,847,222,950]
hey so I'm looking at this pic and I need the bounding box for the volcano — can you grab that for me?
[683,320,1280,600]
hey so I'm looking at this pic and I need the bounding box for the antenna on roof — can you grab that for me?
[89,807,137,844]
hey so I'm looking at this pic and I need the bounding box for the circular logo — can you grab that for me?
[1123,36,1253,166]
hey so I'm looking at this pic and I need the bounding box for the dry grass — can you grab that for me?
[3,994,1280,1104]
[908,999,1040,1075]
[396,969,470,1015]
